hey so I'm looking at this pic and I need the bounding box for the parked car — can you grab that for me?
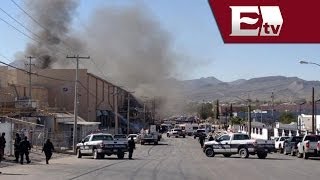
[113,134,127,141]
[168,129,186,138]
[193,129,206,139]
[203,133,275,159]
[297,134,320,159]
[283,136,303,155]
[76,133,128,159]
[275,136,290,153]
[127,134,140,143]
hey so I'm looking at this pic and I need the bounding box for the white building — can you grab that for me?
[297,114,320,134]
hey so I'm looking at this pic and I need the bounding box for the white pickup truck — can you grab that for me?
[76,133,128,159]
[275,136,290,153]
[297,134,320,159]
[203,133,275,159]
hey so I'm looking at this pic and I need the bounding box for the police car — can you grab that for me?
[203,133,275,159]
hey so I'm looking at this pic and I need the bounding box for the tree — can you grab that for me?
[279,112,295,124]
[198,102,214,120]
[231,116,245,125]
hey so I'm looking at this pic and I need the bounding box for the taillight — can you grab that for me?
[306,142,310,149]
[317,142,320,149]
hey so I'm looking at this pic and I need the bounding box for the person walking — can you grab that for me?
[42,139,54,164]
[14,133,22,162]
[0,133,6,162]
[19,136,31,164]
[128,136,136,159]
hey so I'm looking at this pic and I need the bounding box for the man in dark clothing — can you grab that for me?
[199,133,205,148]
[208,135,214,141]
[14,133,22,162]
[0,133,6,162]
[19,136,31,164]
[42,139,54,164]
[128,136,136,159]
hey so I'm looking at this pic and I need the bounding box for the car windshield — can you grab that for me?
[91,135,113,141]
[305,135,320,142]
[197,130,205,133]
[292,137,303,142]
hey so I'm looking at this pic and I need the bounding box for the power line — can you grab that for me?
[0,15,68,58]
[0,16,40,43]
[9,0,77,54]
[10,0,48,32]
[0,57,73,82]
[0,7,42,40]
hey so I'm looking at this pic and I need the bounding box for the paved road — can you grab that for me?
[1,136,320,180]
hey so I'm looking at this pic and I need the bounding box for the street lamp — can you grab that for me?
[299,60,320,67]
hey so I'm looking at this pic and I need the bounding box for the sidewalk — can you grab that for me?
[0,148,71,168]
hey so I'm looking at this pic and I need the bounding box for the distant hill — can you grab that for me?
[178,76,320,102]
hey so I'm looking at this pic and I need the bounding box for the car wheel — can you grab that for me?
[223,154,231,158]
[239,148,249,158]
[257,152,267,159]
[205,148,215,157]
[117,153,124,159]
[154,141,158,145]
[77,149,82,158]
[141,142,145,145]
[93,149,99,159]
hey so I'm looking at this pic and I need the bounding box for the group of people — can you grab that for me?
[0,132,55,167]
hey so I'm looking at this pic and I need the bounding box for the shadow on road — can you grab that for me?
[140,143,169,146]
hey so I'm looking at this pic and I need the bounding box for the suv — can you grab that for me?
[283,136,303,155]
[76,133,128,159]
[203,133,275,159]
[168,129,186,138]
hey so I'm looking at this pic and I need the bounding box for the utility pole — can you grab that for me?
[25,56,35,102]
[312,87,315,134]
[114,86,118,134]
[248,103,252,138]
[127,91,134,135]
[66,55,90,153]
[153,97,156,125]
[271,91,275,123]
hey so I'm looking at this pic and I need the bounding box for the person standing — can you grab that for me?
[0,133,6,162]
[14,133,22,162]
[42,139,54,164]
[128,136,136,159]
[208,135,214,141]
[199,133,205,148]
[19,136,31,164]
